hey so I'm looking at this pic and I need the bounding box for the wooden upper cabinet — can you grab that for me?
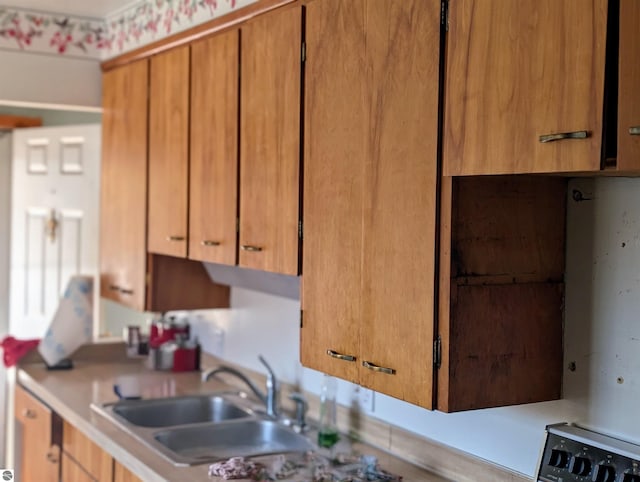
[239,6,301,275]
[358,0,439,408]
[100,59,149,311]
[444,0,608,175]
[301,0,440,408]
[14,385,60,482]
[301,0,365,385]
[618,0,640,171]
[148,46,190,257]
[189,30,239,265]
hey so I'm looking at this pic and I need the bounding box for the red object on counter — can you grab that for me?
[149,318,190,349]
[1,336,40,367]
[172,346,198,372]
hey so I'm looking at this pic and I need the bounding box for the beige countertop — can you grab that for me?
[17,347,449,482]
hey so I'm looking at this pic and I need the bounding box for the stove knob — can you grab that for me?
[569,456,592,476]
[548,449,571,468]
[592,465,616,482]
[622,474,640,482]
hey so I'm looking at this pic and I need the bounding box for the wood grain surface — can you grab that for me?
[301,0,366,384]
[617,0,640,171]
[61,453,97,482]
[446,283,563,411]
[444,0,608,174]
[15,384,59,482]
[358,0,440,409]
[99,60,149,311]
[0,114,42,129]
[148,46,190,258]
[146,254,230,312]
[63,420,113,481]
[114,461,144,482]
[189,29,239,265]
[438,176,567,412]
[239,6,301,275]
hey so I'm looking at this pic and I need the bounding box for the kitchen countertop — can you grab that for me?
[17,352,449,482]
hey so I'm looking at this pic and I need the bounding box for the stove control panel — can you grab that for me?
[538,424,640,482]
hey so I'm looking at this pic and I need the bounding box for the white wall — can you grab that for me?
[101,177,640,478]
[0,51,101,108]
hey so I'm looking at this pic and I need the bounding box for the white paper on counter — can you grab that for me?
[38,275,94,366]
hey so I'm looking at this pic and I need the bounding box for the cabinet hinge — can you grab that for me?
[441,0,449,32]
[298,220,303,240]
[301,41,306,63]
[434,335,442,369]
[300,309,303,328]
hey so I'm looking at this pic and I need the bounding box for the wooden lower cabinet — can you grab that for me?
[114,461,143,482]
[14,385,60,482]
[62,453,97,482]
[63,420,113,481]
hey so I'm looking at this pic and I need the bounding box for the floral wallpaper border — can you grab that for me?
[0,7,107,58]
[105,0,258,58]
[0,0,260,60]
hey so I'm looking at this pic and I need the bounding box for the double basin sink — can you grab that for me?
[92,392,314,466]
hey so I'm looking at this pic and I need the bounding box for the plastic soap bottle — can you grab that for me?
[317,374,339,449]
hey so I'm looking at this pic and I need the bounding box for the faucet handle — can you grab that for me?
[289,392,308,432]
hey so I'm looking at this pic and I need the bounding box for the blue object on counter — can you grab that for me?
[113,384,141,400]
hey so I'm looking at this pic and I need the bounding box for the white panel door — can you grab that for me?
[9,125,100,339]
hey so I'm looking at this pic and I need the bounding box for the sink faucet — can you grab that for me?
[202,355,279,418]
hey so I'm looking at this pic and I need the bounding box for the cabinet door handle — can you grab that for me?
[241,245,263,252]
[119,288,134,295]
[362,360,396,375]
[630,126,640,136]
[23,408,37,419]
[326,350,356,362]
[539,130,589,143]
[201,240,221,246]
[166,235,186,242]
[109,285,120,292]
[46,451,59,464]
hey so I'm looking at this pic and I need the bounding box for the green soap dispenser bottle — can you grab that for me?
[317,374,339,448]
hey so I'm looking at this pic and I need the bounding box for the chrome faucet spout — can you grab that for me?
[202,355,279,418]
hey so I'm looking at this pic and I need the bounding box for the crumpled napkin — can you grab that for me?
[1,336,40,367]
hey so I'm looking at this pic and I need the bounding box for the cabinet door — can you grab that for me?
[63,420,113,481]
[239,7,301,275]
[301,0,366,384]
[358,0,439,408]
[114,461,143,482]
[190,30,239,265]
[444,0,608,175]
[148,46,190,257]
[14,385,59,482]
[61,453,96,482]
[618,0,640,170]
[100,60,148,311]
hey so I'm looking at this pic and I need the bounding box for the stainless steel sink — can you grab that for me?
[92,392,314,466]
[154,419,314,465]
[111,394,251,427]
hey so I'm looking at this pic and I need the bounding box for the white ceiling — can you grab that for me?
[3,0,137,18]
